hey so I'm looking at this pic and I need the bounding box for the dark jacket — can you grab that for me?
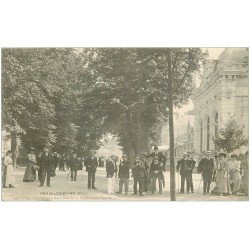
[176,159,192,175]
[189,159,196,172]
[84,156,98,173]
[198,158,214,180]
[149,163,163,176]
[59,156,66,167]
[132,160,146,178]
[106,160,116,178]
[40,153,52,170]
[118,160,130,178]
[52,155,58,167]
[149,152,167,166]
[68,156,79,171]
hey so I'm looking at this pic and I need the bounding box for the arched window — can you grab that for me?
[215,112,219,150]
[200,121,203,152]
[207,116,210,150]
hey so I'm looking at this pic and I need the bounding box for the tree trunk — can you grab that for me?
[168,93,176,201]
[167,54,176,201]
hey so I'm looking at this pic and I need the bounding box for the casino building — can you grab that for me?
[192,48,248,154]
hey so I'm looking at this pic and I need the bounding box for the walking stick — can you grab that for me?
[197,176,203,193]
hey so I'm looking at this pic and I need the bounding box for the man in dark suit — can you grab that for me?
[149,156,164,194]
[117,155,130,195]
[197,151,214,195]
[176,153,192,194]
[132,154,147,196]
[39,147,52,187]
[84,150,98,189]
[149,146,167,188]
[68,152,79,181]
[187,152,196,193]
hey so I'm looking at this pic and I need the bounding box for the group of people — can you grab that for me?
[177,150,249,196]
[105,146,167,196]
[2,146,249,198]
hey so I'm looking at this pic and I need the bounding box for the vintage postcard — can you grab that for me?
[1,48,249,201]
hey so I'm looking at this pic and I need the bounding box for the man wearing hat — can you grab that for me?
[132,154,147,196]
[39,147,53,187]
[149,146,167,188]
[176,153,192,194]
[197,151,215,195]
[187,152,196,193]
[117,155,130,195]
[149,155,164,194]
[68,152,79,181]
[84,150,98,189]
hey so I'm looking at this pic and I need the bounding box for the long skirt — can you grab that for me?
[5,165,15,186]
[23,164,35,182]
[229,170,240,193]
[240,171,249,195]
[215,171,229,194]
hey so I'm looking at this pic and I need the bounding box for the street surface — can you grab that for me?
[2,167,248,201]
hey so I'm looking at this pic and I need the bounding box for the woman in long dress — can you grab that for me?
[3,150,15,188]
[215,152,229,196]
[240,151,248,195]
[228,154,241,195]
[23,149,36,182]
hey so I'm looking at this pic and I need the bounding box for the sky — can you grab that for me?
[207,48,225,59]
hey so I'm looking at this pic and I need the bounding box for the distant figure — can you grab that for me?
[117,155,130,195]
[197,151,214,195]
[51,152,58,177]
[84,150,98,189]
[99,157,105,168]
[23,148,36,182]
[77,157,83,170]
[228,154,241,195]
[3,150,15,188]
[68,153,79,181]
[39,147,52,187]
[240,151,248,195]
[59,153,66,171]
[176,153,192,194]
[106,157,117,195]
[36,151,43,182]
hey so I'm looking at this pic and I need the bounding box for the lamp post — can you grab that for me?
[167,54,176,201]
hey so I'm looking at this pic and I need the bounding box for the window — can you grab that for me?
[207,117,210,150]
[214,112,219,150]
[200,121,203,152]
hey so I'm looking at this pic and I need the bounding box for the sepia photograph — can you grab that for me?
[1,47,249,201]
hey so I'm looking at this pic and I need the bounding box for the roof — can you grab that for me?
[218,48,248,63]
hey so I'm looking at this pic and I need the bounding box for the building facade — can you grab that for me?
[193,48,248,154]
[175,121,194,158]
